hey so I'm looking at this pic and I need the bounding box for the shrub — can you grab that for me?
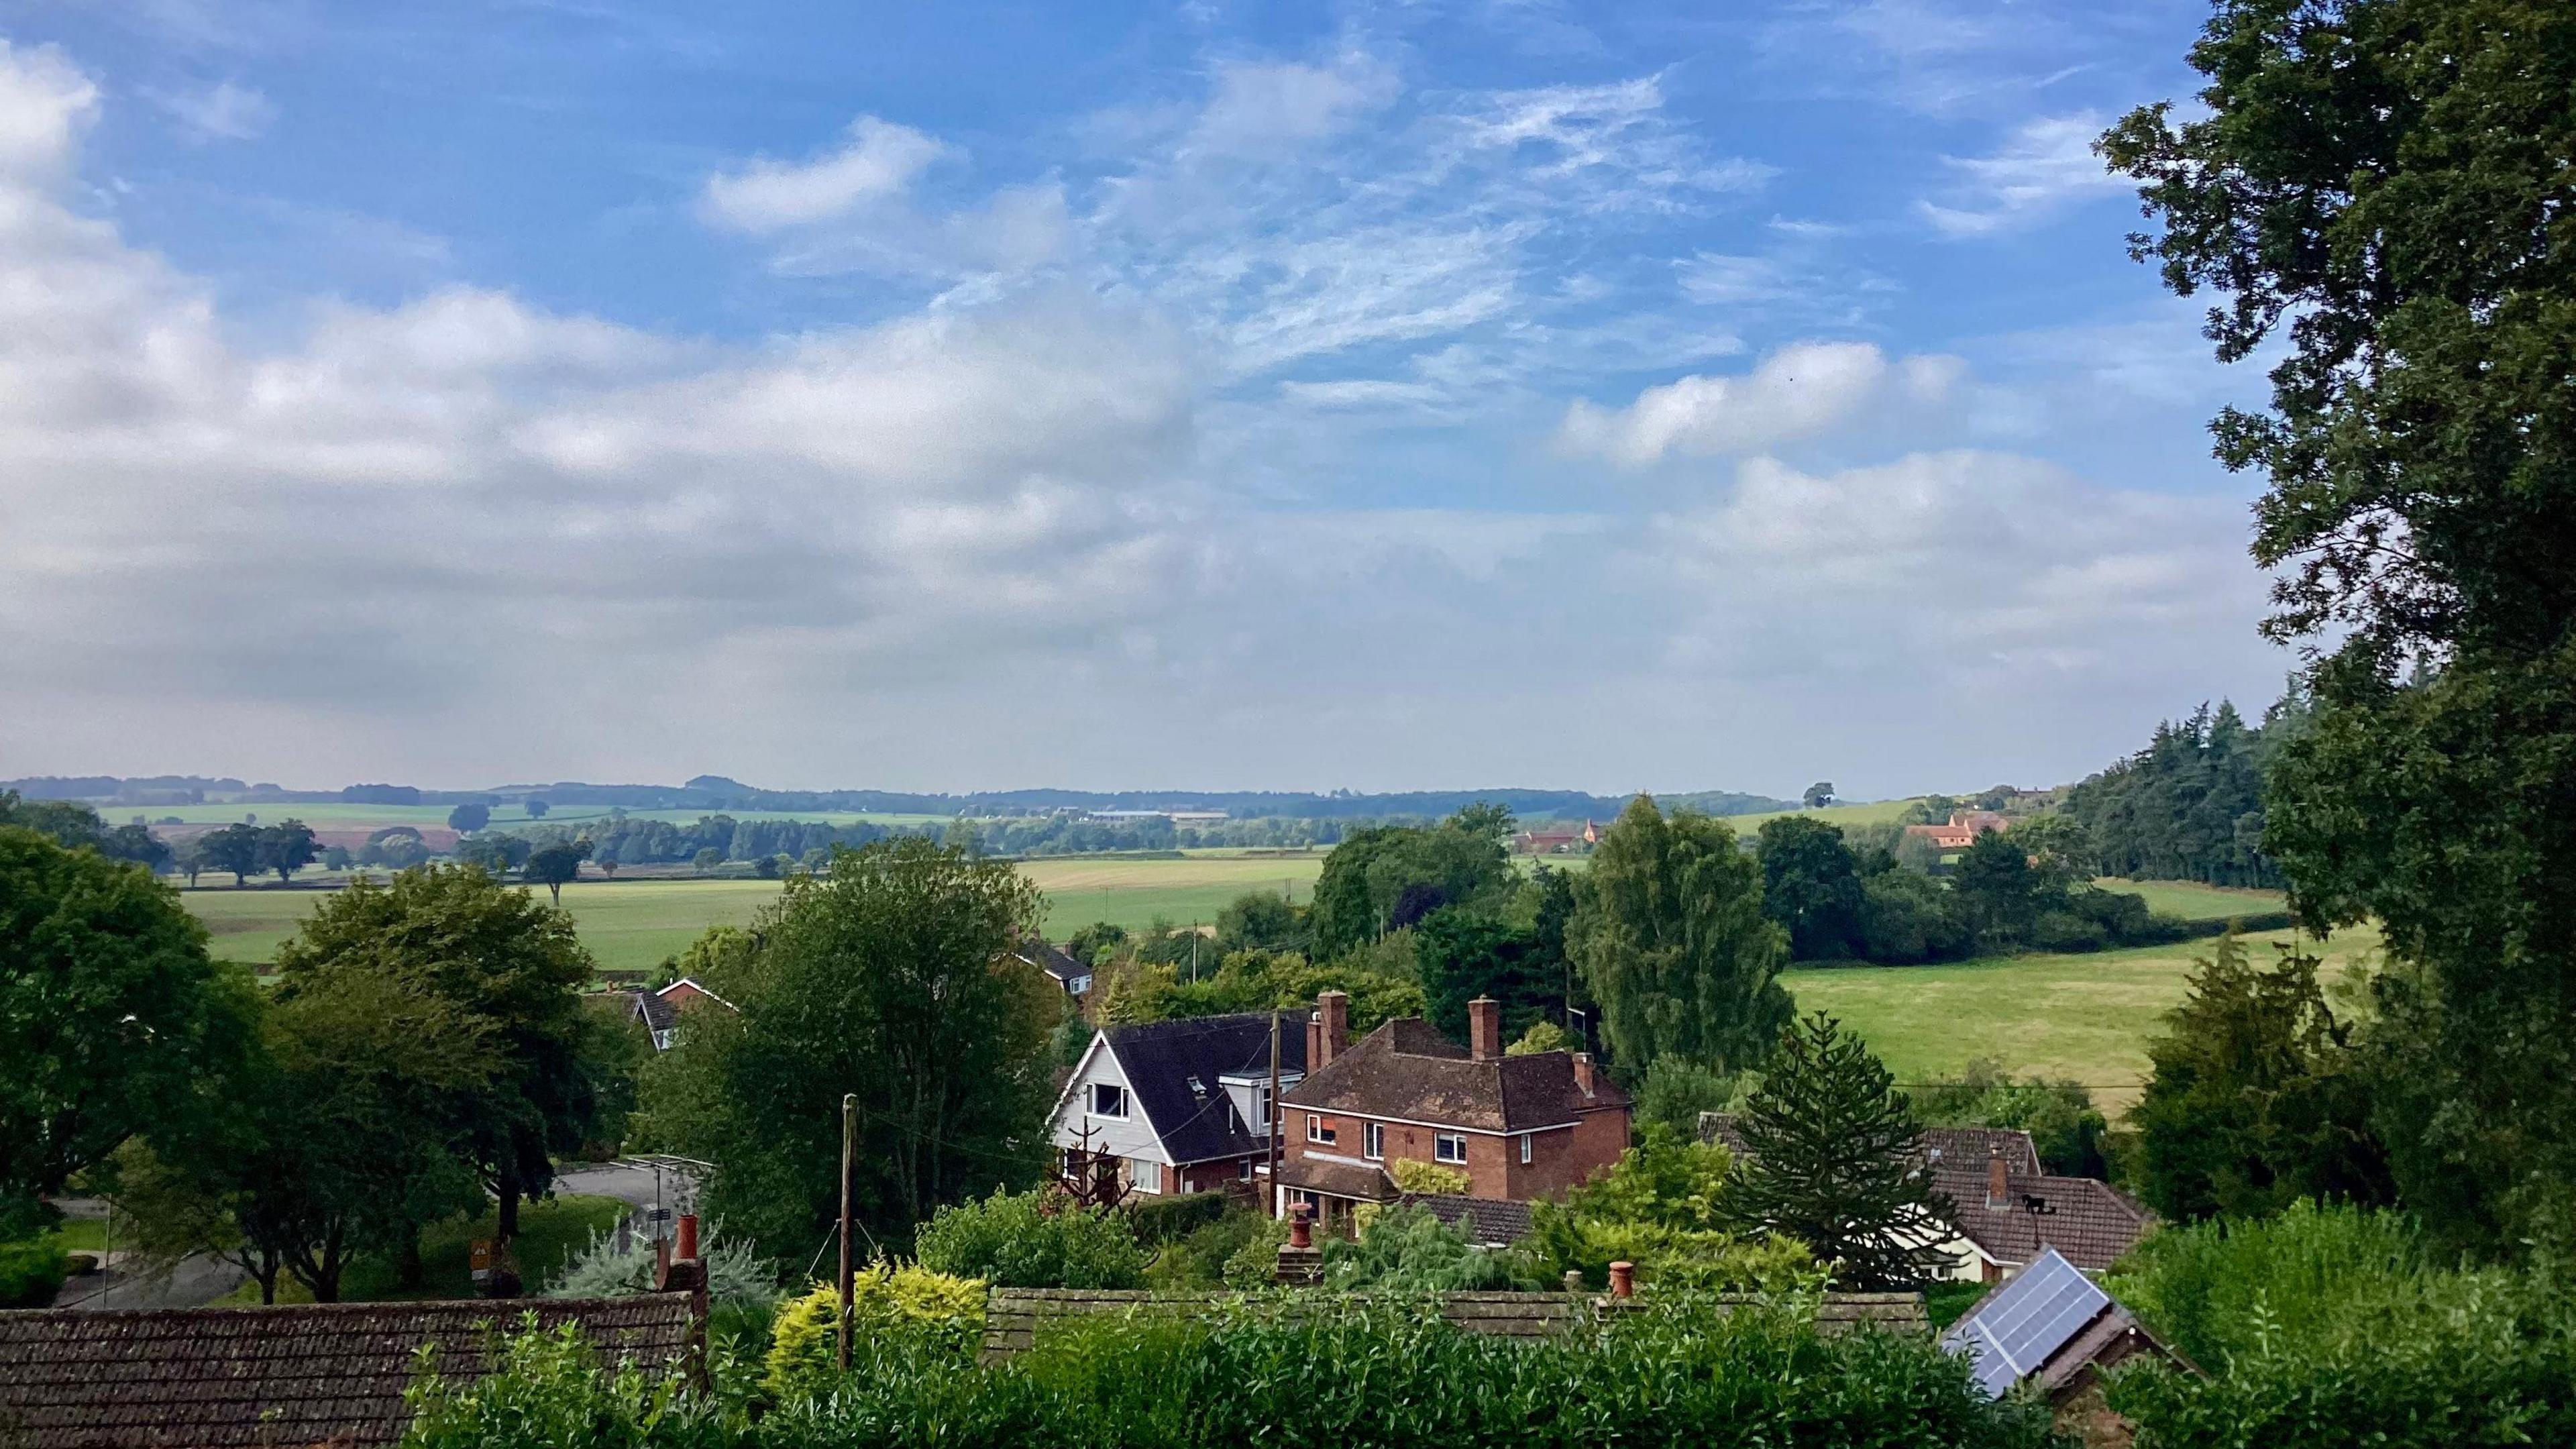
[1127,1191,1227,1246]
[403,1315,687,1449]
[763,1264,986,1399]
[1144,1210,1268,1291]
[2105,1202,2576,1449]
[545,1222,778,1311]
[1385,1158,1470,1195]
[1218,1214,1289,1289]
[914,1189,1146,1289]
[0,1235,68,1308]
[1320,1203,1513,1291]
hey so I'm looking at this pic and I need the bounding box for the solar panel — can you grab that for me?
[1940,1248,2110,1398]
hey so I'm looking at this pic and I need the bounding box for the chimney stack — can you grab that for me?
[1468,997,1501,1061]
[1572,1051,1596,1097]
[1986,1148,2009,1210]
[1314,990,1349,1068]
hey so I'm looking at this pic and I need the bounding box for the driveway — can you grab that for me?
[553,1159,703,1218]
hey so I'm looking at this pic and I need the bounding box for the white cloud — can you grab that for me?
[1650,449,2261,676]
[1187,53,1397,155]
[0,41,97,178]
[1919,113,2127,237]
[1557,341,1964,466]
[149,78,274,141]
[698,115,946,233]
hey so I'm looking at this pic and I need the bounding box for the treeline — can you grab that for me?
[2061,698,2292,888]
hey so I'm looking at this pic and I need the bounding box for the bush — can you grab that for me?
[1385,1158,1470,1195]
[1320,1203,1513,1291]
[1218,1214,1289,1289]
[0,1235,68,1307]
[763,1265,986,1399]
[2105,1202,2576,1449]
[1126,1191,1226,1246]
[404,1315,686,1449]
[545,1222,778,1311]
[914,1189,1146,1289]
[1144,1210,1269,1290]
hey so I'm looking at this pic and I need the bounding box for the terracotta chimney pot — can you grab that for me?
[1607,1260,1635,1299]
[1289,1201,1313,1250]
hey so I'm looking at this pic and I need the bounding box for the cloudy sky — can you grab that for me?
[0,1,2288,799]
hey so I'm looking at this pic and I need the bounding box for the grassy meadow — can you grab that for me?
[1786,920,2379,1116]
[1722,797,1925,836]
[179,853,1329,973]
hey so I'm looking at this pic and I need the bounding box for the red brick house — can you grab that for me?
[1902,810,2012,852]
[1275,993,1631,1232]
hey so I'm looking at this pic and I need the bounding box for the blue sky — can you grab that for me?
[0,1,2291,798]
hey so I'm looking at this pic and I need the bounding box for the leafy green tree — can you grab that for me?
[642,839,1060,1254]
[197,822,264,885]
[1413,908,1558,1046]
[275,866,606,1241]
[523,798,550,819]
[2129,935,2392,1222]
[1949,830,2041,946]
[1724,1012,1955,1289]
[2103,0,2576,1252]
[259,820,319,883]
[1214,890,1303,954]
[1755,816,1864,961]
[447,802,492,834]
[1305,806,1515,959]
[691,846,723,873]
[1632,1055,1744,1140]
[1568,796,1790,1074]
[1802,782,1835,809]
[1067,920,1128,966]
[0,828,257,1234]
[2063,702,2280,886]
[523,839,593,906]
[456,835,532,874]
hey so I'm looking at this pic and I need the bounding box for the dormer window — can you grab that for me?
[1089,1083,1129,1118]
[1187,1074,1208,1101]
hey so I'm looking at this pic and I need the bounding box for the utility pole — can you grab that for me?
[1266,1010,1283,1220]
[837,1092,856,1372]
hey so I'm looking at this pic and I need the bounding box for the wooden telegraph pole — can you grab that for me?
[838,1092,856,1371]
[1267,1010,1283,1219]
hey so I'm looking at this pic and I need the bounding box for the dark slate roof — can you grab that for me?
[1016,941,1091,987]
[1281,1018,1631,1132]
[1103,1013,1307,1166]
[0,1296,695,1448]
[1400,1193,1536,1246]
[632,990,678,1034]
[1701,1114,2148,1270]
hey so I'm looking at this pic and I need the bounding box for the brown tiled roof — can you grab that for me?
[1939,1170,2153,1271]
[0,1296,694,1449]
[1399,1193,1536,1246]
[1279,1157,1395,1202]
[1283,1018,1631,1132]
[1699,1115,2146,1270]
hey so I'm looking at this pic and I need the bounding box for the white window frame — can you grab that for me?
[1519,1133,1533,1165]
[1132,1159,1162,1194]
[1434,1132,1467,1165]
[1307,1113,1336,1146]
[1363,1122,1384,1160]
[1089,1082,1129,1119]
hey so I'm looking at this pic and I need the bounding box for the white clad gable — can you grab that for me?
[1047,1032,1171,1165]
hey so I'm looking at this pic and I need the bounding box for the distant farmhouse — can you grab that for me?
[1902,810,2012,852]
[1510,819,1601,855]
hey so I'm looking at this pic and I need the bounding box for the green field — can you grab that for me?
[1722,798,1926,836]
[179,853,1330,972]
[2096,877,2289,920]
[1786,920,2379,1116]
[124,801,949,831]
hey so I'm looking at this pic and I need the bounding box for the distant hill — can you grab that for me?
[8,776,1802,821]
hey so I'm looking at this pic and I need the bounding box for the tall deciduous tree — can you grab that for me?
[523,839,592,906]
[274,866,606,1242]
[1568,796,1790,1075]
[0,828,256,1234]
[2103,0,2576,1252]
[1725,1012,1955,1289]
[259,820,319,883]
[643,838,1061,1254]
[447,802,492,834]
[197,822,264,886]
[1755,816,1865,961]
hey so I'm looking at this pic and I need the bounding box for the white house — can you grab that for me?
[1047,1013,1307,1196]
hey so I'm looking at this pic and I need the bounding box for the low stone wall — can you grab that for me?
[981,1288,1927,1362]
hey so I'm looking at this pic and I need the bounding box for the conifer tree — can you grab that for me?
[1725,1012,1954,1289]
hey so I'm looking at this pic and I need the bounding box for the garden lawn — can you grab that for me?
[215,1194,626,1305]
[1785,922,2381,1117]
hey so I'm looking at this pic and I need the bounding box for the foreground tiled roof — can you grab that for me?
[1283,1018,1631,1132]
[1399,1193,1536,1246]
[1279,1155,1395,1201]
[0,1296,694,1449]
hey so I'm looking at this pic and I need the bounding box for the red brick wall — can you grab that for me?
[1286,1106,1631,1204]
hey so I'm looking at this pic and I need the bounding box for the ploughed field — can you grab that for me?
[176,853,1330,973]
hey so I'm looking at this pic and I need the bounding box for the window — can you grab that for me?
[1089,1083,1128,1118]
[1307,1114,1336,1145]
[1519,1134,1533,1165]
[1434,1132,1466,1164]
[1133,1160,1161,1194]
[1363,1122,1384,1160]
